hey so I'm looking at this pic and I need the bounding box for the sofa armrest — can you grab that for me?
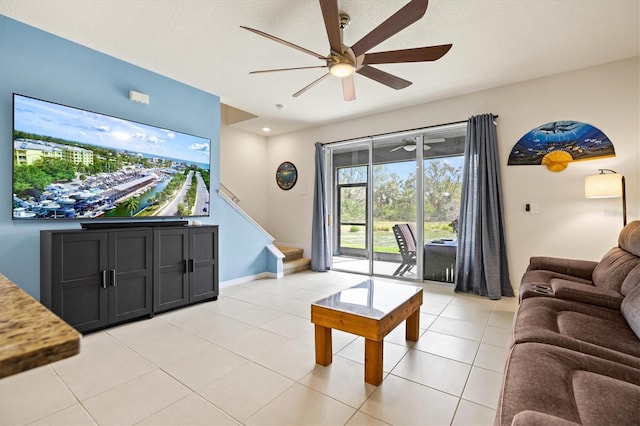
[527,256,598,281]
[551,279,623,309]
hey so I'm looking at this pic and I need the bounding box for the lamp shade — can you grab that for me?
[585,173,623,198]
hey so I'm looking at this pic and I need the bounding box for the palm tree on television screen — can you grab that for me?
[123,197,139,217]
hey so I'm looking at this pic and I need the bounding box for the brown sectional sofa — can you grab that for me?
[519,221,640,309]
[512,295,640,369]
[499,342,640,426]
[496,221,640,425]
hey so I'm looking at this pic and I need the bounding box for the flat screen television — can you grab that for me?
[12,94,211,221]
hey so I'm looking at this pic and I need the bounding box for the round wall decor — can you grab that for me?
[276,161,298,190]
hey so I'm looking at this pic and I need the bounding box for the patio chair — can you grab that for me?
[392,224,417,276]
[406,223,418,244]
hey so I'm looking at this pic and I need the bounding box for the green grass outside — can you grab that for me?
[340,221,456,253]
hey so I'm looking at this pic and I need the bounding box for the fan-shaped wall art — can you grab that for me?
[508,121,615,172]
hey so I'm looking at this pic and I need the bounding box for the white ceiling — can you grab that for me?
[1,0,638,136]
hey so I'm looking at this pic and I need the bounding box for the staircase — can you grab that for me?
[275,245,311,275]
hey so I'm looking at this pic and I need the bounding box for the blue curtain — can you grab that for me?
[455,114,513,299]
[311,142,330,271]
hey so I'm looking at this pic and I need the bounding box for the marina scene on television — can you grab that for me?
[12,94,211,220]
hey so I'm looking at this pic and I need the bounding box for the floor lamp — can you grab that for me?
[584,169,627,226]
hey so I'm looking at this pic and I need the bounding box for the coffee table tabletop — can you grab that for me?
[311,280,423,385]
[0,273,80,378]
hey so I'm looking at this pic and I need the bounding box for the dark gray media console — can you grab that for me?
[40,223,218,333]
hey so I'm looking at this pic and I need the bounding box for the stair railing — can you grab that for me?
[217,184,274,241]
[219,183,240,204]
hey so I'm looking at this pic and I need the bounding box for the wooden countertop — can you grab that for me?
[0,273,80,378]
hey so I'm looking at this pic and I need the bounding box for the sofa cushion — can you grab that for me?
[621,280,640,339]
[619,220,640,256]
[510,410,580,426]
[571,372,640,426]
[591,247,640,291]
[621,263,640,296]
[495,343,640,426]
[513,297,640,368]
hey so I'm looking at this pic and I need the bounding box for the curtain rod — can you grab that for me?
[321,114,499,146]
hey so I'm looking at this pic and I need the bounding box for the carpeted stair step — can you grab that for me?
[275,245,304,262]
[283,257,311,275]
[275,244,310,275]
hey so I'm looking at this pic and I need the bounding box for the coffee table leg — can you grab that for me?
[364,339,383,385]
[405,308,420,341]
[315,324,332,365]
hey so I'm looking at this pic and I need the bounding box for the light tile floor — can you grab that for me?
[0,271,518,425]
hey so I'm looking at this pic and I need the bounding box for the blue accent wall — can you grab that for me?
[0,15,270,298]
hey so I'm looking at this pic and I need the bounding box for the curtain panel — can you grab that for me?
[455,114,513,299]
[311,142,330,271]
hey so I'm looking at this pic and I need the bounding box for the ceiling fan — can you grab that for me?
[389,137,446,152]
[241,0,452,101]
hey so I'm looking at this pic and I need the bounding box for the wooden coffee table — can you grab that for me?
[311,280,423,385]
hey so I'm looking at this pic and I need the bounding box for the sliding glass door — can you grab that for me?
[371,135,420,277]
[330,141,372,274]
[422,124,466,283]
[327,123,466,282]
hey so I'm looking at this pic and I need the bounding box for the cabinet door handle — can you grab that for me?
[101,270,108,289]
[184,259,189,274]
[189,258,195,273]
[110,269,116,287]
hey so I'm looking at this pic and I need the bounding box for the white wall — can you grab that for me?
[220,124,269,225]
[224,57,640,287]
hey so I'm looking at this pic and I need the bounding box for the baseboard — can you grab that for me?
[220,271,280,288]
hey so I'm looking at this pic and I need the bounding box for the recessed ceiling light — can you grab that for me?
[262,127,271,132]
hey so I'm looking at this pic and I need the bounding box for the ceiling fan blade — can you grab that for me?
[250,65,328,74]
[389,145,404,152]
[364,44,453,65]
[342,75,356,101]
[357,65,412,90]
[293,73,331,97]
[319,0,342,54]
[240,26,327,60]
[351,0,429,57]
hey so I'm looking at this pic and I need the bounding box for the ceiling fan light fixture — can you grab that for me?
[403,144,417,152]
[242,0,451,99]
[330,62,355,77]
